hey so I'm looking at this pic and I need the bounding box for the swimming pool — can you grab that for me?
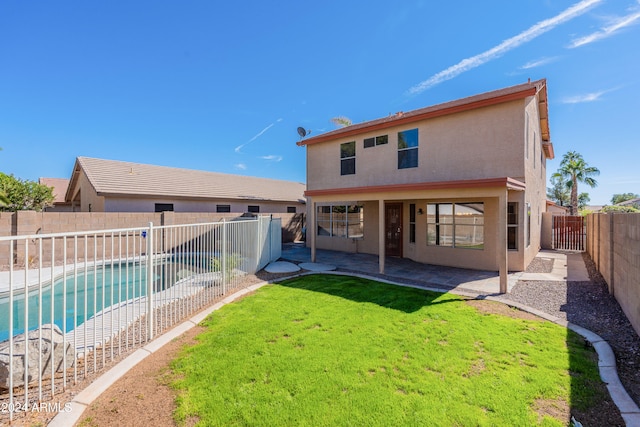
[0,257,206,342]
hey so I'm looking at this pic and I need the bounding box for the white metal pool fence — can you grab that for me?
[0,215,281,422]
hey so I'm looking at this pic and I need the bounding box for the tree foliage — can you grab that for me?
[0,173,54,211]
[330,116,352,128]
[547,174,590,211]
[547,175,570,206]
[610,193,639,205]
[602,205,640,213]
[552,151,600,215]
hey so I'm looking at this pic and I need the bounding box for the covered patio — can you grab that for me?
[305,177,529,293]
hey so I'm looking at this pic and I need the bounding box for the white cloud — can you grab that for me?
[407,0,603,95]
[234,118,284,153]
[561,90,607,103]
[260,155,283,162]
[569,8,640,48]
[234,163,247,170]
[520,56,559,69]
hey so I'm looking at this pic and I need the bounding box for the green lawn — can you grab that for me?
[170,274,604,426]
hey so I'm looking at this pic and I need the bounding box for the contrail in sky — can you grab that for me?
[569,8,640,48]
[407,0,603,95]
[235,118,283,153]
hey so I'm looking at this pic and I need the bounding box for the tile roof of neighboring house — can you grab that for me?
[66,157,306,203]
[39,178,70,204]
[297,79,553,159]
[616,197,640,206]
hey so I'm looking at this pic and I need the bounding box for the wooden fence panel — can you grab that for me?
[552,215,585,251]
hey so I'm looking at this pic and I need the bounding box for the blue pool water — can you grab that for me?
[0,257,206,342]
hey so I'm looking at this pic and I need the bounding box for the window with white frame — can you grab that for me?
[427,203,484,249]
[398,128,418,169]
[364,134,388,148]
[317,204,364,238]
[340,141,356,175]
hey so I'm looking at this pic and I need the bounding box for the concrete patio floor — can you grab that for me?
[280,243,589,296]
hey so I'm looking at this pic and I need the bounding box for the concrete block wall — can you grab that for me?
[587,213,640,337]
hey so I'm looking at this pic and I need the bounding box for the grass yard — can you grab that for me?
[170,274,605,426]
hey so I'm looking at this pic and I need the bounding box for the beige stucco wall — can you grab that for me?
[306,99,527,191]
[104,197,304,214]
[76,171,105,212]
[522,95,546,269]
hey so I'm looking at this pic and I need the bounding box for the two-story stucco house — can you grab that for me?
[297,79,554,292]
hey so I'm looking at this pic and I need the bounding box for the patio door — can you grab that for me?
[385,203,403,257]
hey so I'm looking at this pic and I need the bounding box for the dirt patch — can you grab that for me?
[74,324,205,427]
[532,397,570,424]
[465,299,543,322]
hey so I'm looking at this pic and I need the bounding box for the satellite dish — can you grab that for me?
[297,127,311,138]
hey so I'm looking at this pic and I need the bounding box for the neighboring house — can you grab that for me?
[297,79,554,291]
[616,197,640,209]
[584,205,605,213]
[546,200,569,215]
[39,178,73,212]
[65,157,306,214]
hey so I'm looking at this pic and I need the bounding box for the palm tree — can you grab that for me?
[552,151,600,215]
[330,116,352,128]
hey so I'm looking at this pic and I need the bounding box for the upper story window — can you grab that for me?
[398,129,418,169]
[248,205,260,213]
[287,206,297,213]
[216,204,231,213]
[340,141,356,175]
[364,135,388,148]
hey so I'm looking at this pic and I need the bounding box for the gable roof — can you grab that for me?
[66,157,306,203]
[39,178,70,204]
[616,197,640,206]
[297,79,553,159]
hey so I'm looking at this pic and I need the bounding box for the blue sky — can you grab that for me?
[1,0,639,206]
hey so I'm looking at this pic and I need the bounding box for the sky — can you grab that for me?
[1,0,639,206]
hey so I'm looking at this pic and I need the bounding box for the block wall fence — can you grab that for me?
[586,213,640,337]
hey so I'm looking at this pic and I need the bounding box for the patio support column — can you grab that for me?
[497,191,508,293]
[379,199,385,274]
[310,199,317,263]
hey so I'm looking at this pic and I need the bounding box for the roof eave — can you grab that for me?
[304,177,526,197]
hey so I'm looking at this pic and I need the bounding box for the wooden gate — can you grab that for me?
[552,215,585,251]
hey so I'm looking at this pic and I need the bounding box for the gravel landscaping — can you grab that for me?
[500,253,640,409]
